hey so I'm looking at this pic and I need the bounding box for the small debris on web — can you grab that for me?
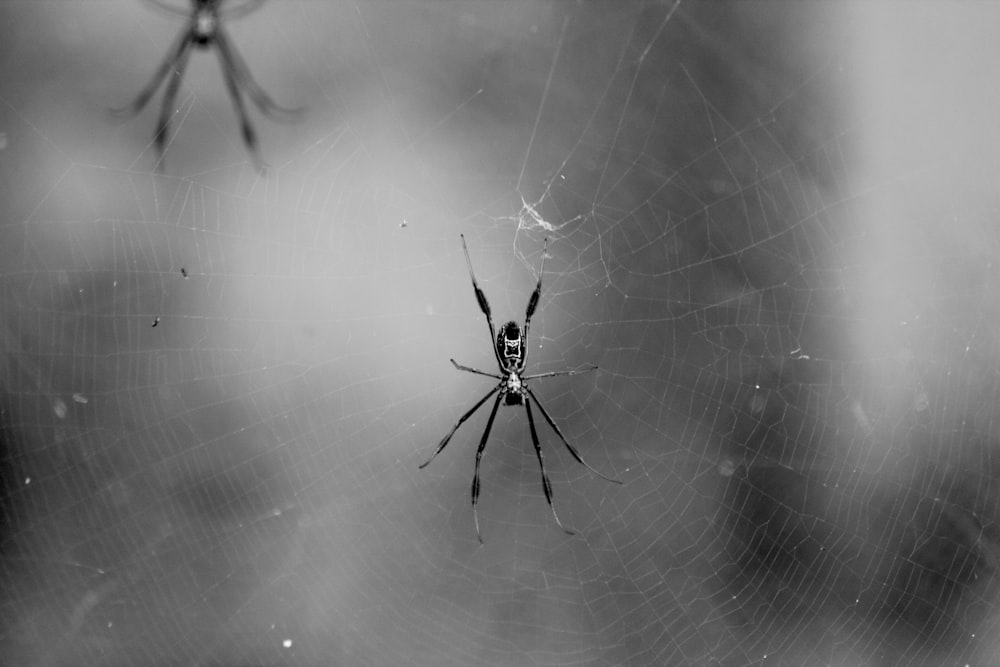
[152,317,160,327]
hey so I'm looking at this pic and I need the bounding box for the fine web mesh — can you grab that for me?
[1,2,1000,665]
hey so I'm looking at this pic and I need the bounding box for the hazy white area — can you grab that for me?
[1,2,998,665]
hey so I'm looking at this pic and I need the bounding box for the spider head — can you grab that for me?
[496,321,525,371]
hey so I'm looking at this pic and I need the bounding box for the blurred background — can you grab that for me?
[2,1,1000,665]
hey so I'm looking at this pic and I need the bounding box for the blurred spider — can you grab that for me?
[420,235,621,542]
[112,0,299,169]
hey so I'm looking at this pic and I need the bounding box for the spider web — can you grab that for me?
[2,1,1000,665]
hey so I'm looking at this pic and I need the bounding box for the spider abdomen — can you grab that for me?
[504,392,524,406]
[497,320,526,371]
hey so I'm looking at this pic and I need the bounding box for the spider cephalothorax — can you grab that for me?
[419,235,622,542]
[503,371,524,406]
[192,3,219,45]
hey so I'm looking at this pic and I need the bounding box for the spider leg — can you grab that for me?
[419,383,501,470]
[460,234,504,372]
[138,0,190,18]
[218,0,267,20]
[471,391,504,543]
[215,26,302,121]
[212,31,265,170]
[524,396,574,536]
[111,29,193,118]
[521,237,547,346]
[152,33,194,163]
[522,366,597,381]
[450,359,501,380]
[524,386,622,485]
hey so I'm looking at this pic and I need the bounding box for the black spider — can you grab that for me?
[420,235,621,542]
[112,0,300,169]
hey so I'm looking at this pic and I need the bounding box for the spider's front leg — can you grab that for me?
[522,366,597,381]
[521,237,547,347]
[450,359,501,380]
[460,235,504,372]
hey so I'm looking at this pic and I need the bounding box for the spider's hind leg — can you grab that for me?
[524,396,574,536]
[111,30,193,119]
[151,37,194,162]
[420,385,501,470]
[525,386,622,485]
[471,392,504,543]
[521,237,547,348]
[216,28,303,122]
[212,35,267,170]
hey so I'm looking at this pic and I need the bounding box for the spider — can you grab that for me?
[420,235,621,542]
[112,0,300,169]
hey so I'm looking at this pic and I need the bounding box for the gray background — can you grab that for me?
[2,1,999,665]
